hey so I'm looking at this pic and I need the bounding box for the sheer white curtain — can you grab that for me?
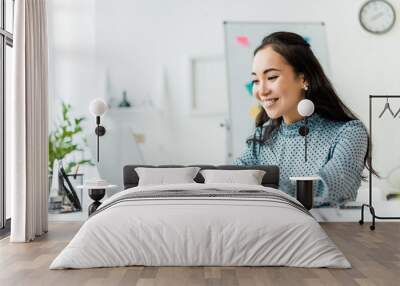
[10,0,48,242]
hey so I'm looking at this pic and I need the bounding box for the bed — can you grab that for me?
[50,165,350,269]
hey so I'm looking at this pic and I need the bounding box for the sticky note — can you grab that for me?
[245,81,253,96]
[236,35,249,46]
[249,105,262,119]
[132,133,145,144]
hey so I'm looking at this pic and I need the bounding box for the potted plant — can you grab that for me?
[48,101,94,184]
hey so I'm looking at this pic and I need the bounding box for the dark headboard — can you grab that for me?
[123,165,279,189]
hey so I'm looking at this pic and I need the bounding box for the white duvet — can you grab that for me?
[50,183,351,269]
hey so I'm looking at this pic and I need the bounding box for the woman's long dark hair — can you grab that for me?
[248,31,379,180]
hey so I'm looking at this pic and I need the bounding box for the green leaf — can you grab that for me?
[49,101,94,174]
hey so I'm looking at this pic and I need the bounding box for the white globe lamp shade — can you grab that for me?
[297,99,314,117]
[89,98,108,117]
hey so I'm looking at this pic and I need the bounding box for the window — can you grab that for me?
[0,0,14,234]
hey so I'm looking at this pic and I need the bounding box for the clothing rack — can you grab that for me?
[359,95,400,230]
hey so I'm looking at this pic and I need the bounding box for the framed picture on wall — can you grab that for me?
[186,55,228,116]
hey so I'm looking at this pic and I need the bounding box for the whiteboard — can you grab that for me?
[223,22,330,162]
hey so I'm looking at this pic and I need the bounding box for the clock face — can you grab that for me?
[359,0,396,34]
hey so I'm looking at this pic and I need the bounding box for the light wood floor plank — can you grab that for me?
[0,222,399,285]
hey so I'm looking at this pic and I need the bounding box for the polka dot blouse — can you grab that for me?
[233,113,368,207]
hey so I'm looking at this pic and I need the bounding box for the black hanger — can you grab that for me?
[378,98,395,118]
[394,106,400,118]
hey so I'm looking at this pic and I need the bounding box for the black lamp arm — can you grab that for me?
[298,116,309,162]
[94,116,106,162]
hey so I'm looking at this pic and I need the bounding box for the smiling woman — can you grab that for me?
[234,31,380,207]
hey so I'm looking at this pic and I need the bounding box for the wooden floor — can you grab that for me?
[0,222,399,286]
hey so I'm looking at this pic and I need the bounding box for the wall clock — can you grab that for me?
[359,0,396,34]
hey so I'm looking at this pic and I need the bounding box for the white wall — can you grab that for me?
[47,0,400,209]
[47,0,98,180]
[94,0,229,166]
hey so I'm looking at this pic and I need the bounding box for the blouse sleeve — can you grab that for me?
[317,120,368,206]
[233,127,261,166]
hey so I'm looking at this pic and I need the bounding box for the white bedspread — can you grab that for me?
[50,183,351,269]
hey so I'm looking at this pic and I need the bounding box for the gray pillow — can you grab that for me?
[200,169,266,185]
[135,167,201,186]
